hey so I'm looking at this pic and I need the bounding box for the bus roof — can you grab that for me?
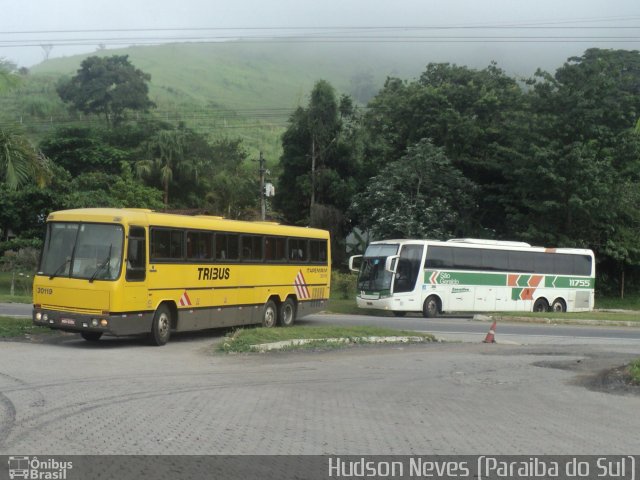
[367,238,593,256]
[46,208,329,239]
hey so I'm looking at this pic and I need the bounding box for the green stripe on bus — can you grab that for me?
[544,276,594,288]
[425,271,507,286]
[426,270,594,288]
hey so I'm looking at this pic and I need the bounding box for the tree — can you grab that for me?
[201,139,256,218]
[275,81,361,265]
[350,139,476,240]
[40,126,128,176]
[62,163,164,210]
[0,182,59,240]
[509,49,640,295]
[363,62,529,235]
[136,129,189,206]
[204,168,258,219]
[528,49,640,148]
[0,127,50,190]
[275,80,360,224]
[57,55,155,127]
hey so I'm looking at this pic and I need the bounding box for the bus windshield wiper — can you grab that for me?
[89,245,112,283]
[49,259,70,279]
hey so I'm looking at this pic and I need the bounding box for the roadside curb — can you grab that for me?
[250,335,436,352]
[473,313,640,328]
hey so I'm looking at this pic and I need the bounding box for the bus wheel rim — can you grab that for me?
[428,300,437,315]
[265,307,275,327]
[158,313,170,337]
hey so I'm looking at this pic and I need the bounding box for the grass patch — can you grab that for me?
[0,293,32,304]
[596,295,640,310]
[0,272,33,303]
[629,359,640,384]
[219,325,435,353]
[0,316,50,338]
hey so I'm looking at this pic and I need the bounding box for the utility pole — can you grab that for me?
[257,151,274,220]
[310,137,316,210]
[259,152,266,221]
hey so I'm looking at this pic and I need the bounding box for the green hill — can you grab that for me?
[0,41,423,161]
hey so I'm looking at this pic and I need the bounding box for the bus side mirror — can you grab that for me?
[385,255,399,273]
[349,255,362,272]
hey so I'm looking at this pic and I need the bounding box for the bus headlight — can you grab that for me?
[100,319,109,327]
[91,319,99,327]
[36,312,42,321]
[42,314,48,322]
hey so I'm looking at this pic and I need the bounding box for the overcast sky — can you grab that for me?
[1,0,639,69]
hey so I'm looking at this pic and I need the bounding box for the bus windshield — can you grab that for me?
[356,244,399,292]
[39,222,124,281]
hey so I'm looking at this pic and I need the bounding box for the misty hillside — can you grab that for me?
[3,40,587,159]
[31,42,424,110]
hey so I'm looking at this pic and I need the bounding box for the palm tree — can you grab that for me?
[0,128,50,190]
[136,129,190,206]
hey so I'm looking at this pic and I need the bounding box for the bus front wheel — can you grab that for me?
[422,296,440,318]
[149,304,172,346]
[262,300,277,328]
[279,298,297,327]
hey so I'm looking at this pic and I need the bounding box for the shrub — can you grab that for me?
[332,271,357,300]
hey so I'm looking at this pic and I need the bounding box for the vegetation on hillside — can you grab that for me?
[1,46,640,297]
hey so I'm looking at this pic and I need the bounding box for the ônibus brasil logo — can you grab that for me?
[7,456,73,480]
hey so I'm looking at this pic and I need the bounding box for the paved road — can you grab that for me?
[301,313,640,346]
[0,329,638,455]
[4,301,640,345]
[0,303,31,317]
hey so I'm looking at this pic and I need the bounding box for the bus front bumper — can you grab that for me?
[356,295,396,311]
[32,307,153,337]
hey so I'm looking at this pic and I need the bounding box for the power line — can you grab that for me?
[1,19,639,48]
[2,37,639,49]
[1,16,640,35]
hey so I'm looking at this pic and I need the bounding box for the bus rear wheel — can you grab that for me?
[262,300,277,328]
[149,304,172,346]
[551,298,567,313]
[279,298,297,327]
[422,296,440,318]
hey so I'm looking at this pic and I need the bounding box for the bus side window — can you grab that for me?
[126,226,146,281]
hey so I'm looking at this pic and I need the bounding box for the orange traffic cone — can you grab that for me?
[483,320,497,343]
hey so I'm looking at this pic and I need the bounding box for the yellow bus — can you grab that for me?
[32,208,331,345]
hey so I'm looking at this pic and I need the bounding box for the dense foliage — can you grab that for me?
[275,48,640,293]
[1,48,640,295]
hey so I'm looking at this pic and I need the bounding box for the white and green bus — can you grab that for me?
[349,238,595,317]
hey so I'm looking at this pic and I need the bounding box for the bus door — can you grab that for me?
[391,245,424,309]
[124,226,149,312]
